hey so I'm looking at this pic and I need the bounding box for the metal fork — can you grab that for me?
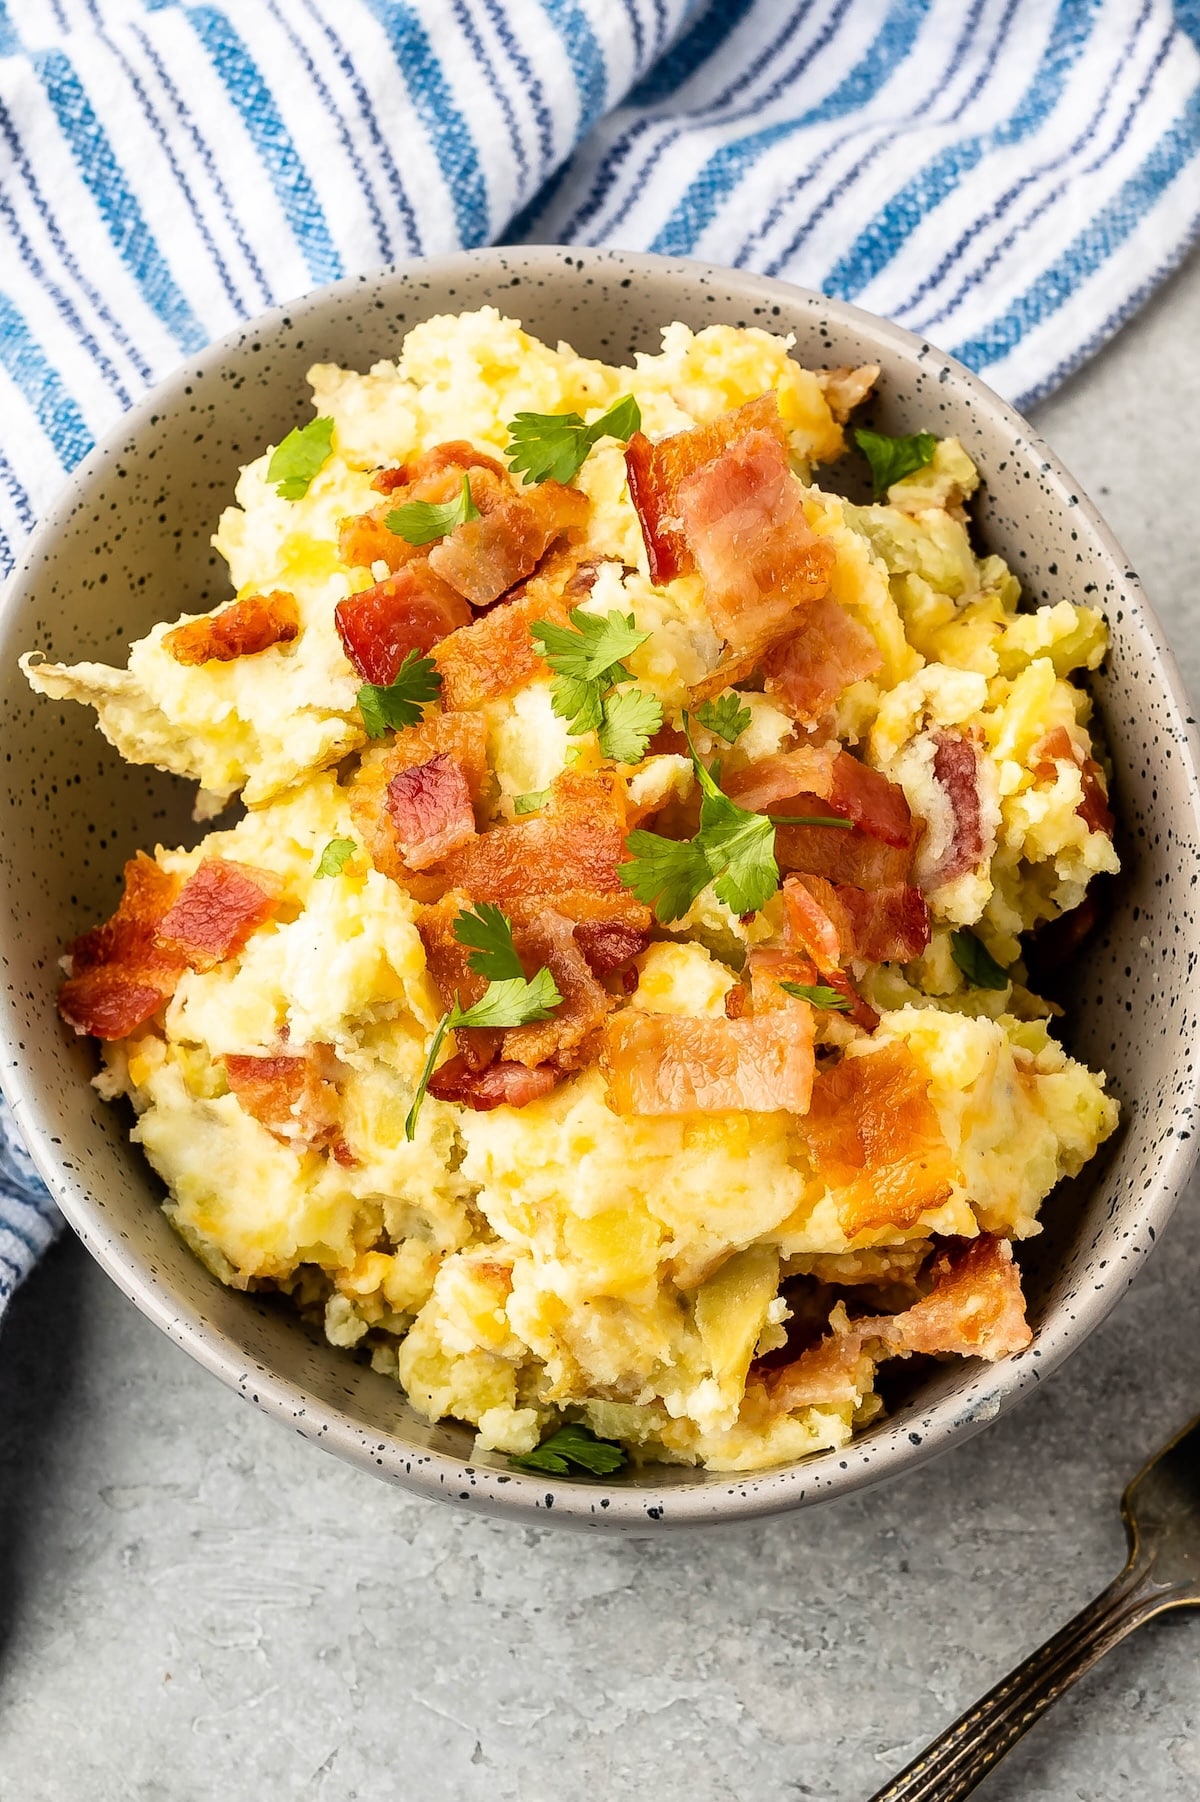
[869,1413,1200,1801]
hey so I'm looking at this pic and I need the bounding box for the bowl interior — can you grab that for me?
[3,247,1199,1529]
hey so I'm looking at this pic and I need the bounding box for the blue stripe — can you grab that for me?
[0,444,34,532]
[1175,2,1200,52]
[297,0,423,255]
[911,2,1164,331]
[81,0,250,320]
[750,0,999,276]
[0,527,14,579]
[32,48,206,352]
[131,22,275,309]
[0,290,95,469]
[952,81,1200,374]
[501,159,574,244]
[823,0,1105,302]
[620,0,645,69]
[650,0,931,258]
[264,0,392,263]
[183,5,343,286]
[0,183,134,407]
[363,0,490,248]
[561,0,821,242]
[481,0,554,176]
[450,0,528,189]
[627,0,757,105]
[541,0,609,136]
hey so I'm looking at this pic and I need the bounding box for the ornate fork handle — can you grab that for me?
[868,1557,1184,1802]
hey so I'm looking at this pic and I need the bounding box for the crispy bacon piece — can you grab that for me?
[350,711,488,890]
[677,427,836,650]
[775,814,915,889]
[164,590,300,666]
[723,746,837,814]
[427,1054,559,1112]
[1033,726,1114,837]
[385,753,476,873]
[433,554,575,710]
[624,394,787,586]
[725,747,913,849]
[803,1041,958,1235]
[155,860,281,972]
[343,444,511,573]
[572,916,651,975]
[335,564,472,687]
[58,854,185,1040]
[428,480,588,606]
[416,892,497,1073]
[222,1048,342,1151]
[923,729,987,888]
[783,875,929,966]
[759,1324,876,1412]
[438,769,629,905]
[601,1005,815,1117]
[762,593,882,725]
[371,465,410,495]
[873,1235,1031,1362]
[747,946,879,1035]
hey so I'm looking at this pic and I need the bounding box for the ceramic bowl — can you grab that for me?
[3,247,1198,1531]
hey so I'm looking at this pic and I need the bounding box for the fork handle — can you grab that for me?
[867,1559,1169,1802]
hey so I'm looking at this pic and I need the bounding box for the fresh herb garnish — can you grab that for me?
[509,1422,627,1477]
[404,908,563,1139]
[620,716,851,924]
[854,426,937,499]
[531,606,662,764]
[267,416,335,500]
[356,649,443,739]
[950,928,1010,991]
[695,692,752,746]
[385,473,479,546]
[314,837,355,879]
[780,980,852,1012]
[513,790,550,816]
[505,394,642,486]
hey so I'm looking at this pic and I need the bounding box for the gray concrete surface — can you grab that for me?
[2,250,1199,1802]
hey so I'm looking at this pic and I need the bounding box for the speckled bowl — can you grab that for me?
[2,247,1198,1530]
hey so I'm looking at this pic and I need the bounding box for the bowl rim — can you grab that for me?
[4,242,1200,1531]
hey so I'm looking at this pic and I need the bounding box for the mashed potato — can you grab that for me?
[29,310,1119,1475]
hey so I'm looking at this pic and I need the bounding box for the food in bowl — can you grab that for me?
[21,308,1119,1474]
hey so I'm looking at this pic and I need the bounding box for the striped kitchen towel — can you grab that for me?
[1,0,1199,1310]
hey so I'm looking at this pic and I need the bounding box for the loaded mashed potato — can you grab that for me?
[22,311,1120,1474]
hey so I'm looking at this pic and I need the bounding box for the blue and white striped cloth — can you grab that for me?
[2,0,1199,1314]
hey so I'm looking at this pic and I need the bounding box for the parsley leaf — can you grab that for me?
[453,902,525,983]
[385,473,479,546]
[509,1422,627,1477]
[532,607,649,684]
[513,790,549,816]
[267,416,335,500]
[314,837,355,879]
[356,649,443,738]
[505,394,642,486]
[619,828,715,924]
[404,953,563,1140]
[695,692,752,746]
[779,980,851,1012]
[598,686,663,764]
[854,426,937,499]
[950,929,1010,991]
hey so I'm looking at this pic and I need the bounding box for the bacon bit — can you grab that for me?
[350,711,489,890]
[572,916,651,975]
[759,1325,876,1412]
[58,854,185,1040]
[433,552,576,710]
[427,1054,559,1112]
[1033,726,1114,836]
[601,1005,815,1117]
[747,947,879,1034]
[724,982,747,1020]
[723,747,838,814]
[647,721,690,757]
[803,1041,958,1235]
[438,768,630,905]
[624,394,787,586]
[416,892,497,1073]
[156,860,280,973]
[371,465,409,494]
[775,809,915,890]
[815,363,880,423]
[428,480,589,606]
[331,1136,359,1168]
[501,903,613,1071]
[872,1234,1031,1361]
[783,874,929,966]
[677,428,836,650]
[762,594,882,725]
[335,563,472,687]
[685,647,764,708]
[725,746,912,849]
[164,590,300,666]
[222,1048,342,1152]
[828,754,914,847]
[923,729,987,888]
[385,754,476,873]
[344,444,511,573]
